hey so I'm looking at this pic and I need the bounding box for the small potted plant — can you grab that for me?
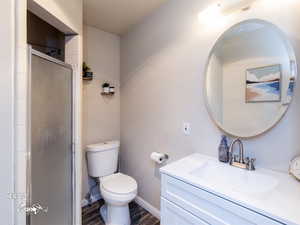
[102,82,110,93]
[83,62,93,79]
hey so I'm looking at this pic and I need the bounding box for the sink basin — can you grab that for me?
[190,160,278,195]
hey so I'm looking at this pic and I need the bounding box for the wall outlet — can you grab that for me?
[183,122,191,135]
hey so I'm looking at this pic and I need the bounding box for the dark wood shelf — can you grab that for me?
[83,77,93,81]
[101,92,114,96]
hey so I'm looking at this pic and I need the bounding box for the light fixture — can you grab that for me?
[198,0,257,27]
[198,2,224,27]
[221,0,257,14]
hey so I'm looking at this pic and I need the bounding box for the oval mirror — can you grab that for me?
[205,20,297,138]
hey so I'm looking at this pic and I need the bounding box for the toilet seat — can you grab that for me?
[101,173,137,195]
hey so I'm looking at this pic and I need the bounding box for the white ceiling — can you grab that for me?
[83,0,168,35]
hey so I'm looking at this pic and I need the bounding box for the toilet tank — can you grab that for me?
[86,141,120,178]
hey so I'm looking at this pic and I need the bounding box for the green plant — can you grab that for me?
[102,82,110,88]
[83,62,91,73]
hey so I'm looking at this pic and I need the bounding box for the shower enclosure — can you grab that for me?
[27,47,74,225]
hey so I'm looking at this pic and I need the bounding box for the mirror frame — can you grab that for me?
[204,19,297,138]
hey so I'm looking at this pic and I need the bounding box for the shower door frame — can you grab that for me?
[26,46,76,225]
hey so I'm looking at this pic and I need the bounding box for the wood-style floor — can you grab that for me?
[82,200,160,225]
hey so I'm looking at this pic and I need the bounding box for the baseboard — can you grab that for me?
[91,193,101,202]
[135,196,160,219]
[81,193,102,208]
[81,199,89,207]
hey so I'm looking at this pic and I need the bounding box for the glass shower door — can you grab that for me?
[28,49,73,225]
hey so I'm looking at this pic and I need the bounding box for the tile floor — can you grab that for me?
[82,200,160,225]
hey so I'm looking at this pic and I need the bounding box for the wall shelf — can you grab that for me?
[83,76,93,81]
[101,92,114,96]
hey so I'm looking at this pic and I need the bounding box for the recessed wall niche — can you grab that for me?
[27,11,66,61]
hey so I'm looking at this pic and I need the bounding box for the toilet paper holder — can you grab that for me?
[151,152,169,164]
[163,153,169,160]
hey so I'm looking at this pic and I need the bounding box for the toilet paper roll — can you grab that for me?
[151,152,167,164]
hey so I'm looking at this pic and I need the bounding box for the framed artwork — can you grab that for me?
[246,64,281,103]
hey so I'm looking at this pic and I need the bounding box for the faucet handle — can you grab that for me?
[247,158,256,171]
[245,157,250,164]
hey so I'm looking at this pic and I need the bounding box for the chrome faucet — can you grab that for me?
[229,139,255,171]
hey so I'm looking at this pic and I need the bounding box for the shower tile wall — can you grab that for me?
[15,0,28,224]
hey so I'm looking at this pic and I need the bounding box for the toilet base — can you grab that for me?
[100,203,131,225]
[100,205,108,223]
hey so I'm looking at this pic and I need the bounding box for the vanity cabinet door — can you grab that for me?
[161,198,209,225]
[161,175,283,225]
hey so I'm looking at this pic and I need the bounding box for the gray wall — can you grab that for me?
[120,0,300,209]
[82,25,120,199]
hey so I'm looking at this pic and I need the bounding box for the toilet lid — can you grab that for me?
[101,173,137,195]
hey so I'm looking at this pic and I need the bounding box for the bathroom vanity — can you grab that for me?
[160,154,300,225]
[159,17,300,225]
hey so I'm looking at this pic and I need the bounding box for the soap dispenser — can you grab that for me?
[218,135,229,163]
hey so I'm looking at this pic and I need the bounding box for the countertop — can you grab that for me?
[160,154,300,225]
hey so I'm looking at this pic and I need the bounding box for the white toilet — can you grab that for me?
[86,141,137,225]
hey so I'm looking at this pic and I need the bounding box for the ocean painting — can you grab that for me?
[246,64,281,103]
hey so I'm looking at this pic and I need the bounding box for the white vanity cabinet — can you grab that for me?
[160,154,300,225]
[161,174,282,225]
[161,198,209,225]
